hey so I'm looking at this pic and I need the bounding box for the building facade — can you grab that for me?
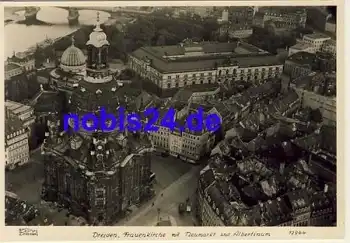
[321,39,336,57]
[5,100,36,130]
[302,33,331,53]
[254,7,307,28]
[129,41,283,96]
[292,72,336,127]
[149,102,217,162]
[5,108,30,170]
[219,24,253,39]
[5,52,35,80]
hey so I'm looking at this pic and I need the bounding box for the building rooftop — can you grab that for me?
[304,33,331,40]
[5,63,21,72]
[324,39,336,46]
[259,6,306,16]
[5,109,25,137]
[293,72,336,97]
[130,42,282,73]
[290,42,313,51]
[5,191,38,225]
[5,100,33,115]
[198,147,334,226]
[187,83,220,93]
[286,51,317,66]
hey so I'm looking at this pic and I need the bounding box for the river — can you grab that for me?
[4,6,110,58]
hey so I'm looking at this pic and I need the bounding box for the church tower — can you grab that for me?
[41,12,154,225]
[85,12,112,83]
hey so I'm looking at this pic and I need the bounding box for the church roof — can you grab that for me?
[86,12,109,48]
[60,37,86,69]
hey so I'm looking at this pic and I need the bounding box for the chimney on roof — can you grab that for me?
[5,107,10,119]
[324,184,329,193]
[279,162,285,175]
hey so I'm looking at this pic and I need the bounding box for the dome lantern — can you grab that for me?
[86,12,109,48]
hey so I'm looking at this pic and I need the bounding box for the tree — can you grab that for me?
[156,34,166,46]
[126,18,156,48]
[73,29,88,48]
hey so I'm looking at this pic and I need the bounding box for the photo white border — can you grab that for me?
[0,0,346,242]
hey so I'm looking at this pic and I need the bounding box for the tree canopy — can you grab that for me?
[40,14,221,64]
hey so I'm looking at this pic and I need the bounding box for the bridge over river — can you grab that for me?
[24,6,152,25]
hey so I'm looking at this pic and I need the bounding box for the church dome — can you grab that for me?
[60,37,86,73]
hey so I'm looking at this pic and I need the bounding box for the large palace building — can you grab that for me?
[129,40,283,97]
[41,13,154,225]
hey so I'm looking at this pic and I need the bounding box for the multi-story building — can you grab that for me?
[289,34,335,58]
[172,7,212,18]
[5,52,36,80]
[218,9,229,23]
[309,189,336,226]
[230,6,255,25]
[219,24,253,39]
[5,100,36,129]
[285,190,311,226]
[284,52,317,80]
[5,63,23,80]
[129,41,283,97]
[288,42,314,56]
[5,100,36,149]
[317,52,336,72]
[291,72,336,126]
[197,144,336,226]
[265,20,297,36]
[254,7,307,28]
[302,33,331,53]
[149,102,218,162]
[284,51,335,81]
[321,39,336,57]
[5,108,30,170]
[41,14,154,225]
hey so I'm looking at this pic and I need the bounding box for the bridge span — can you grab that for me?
[24,6,152,24]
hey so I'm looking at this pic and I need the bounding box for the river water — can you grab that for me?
[5,6,110,58]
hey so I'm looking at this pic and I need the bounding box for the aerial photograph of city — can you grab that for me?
[4,5,337,227]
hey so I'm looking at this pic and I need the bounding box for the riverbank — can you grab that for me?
[5,7,52,26]
[17,19,52,26]
[4,7,25,24]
